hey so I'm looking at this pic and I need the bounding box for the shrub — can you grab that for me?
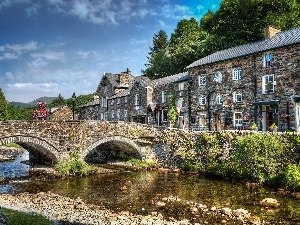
[55,150,89,176]
[280,164,300,191]
[127,158,157,168]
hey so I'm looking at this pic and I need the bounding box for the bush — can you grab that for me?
[55,150,89,176]
[280,164,300,191]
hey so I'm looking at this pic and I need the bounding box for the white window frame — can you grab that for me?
[104,86,107,93]
[104,112,107,121]
[117,109,120,119]
[233,92,242,103]
[263,53,274,67]
[124,109,128,118]
[162,91,167,103]
[117,98,120,104]
[110,99,114,105]
[199,114,207,127]
[111,110,114,119]
[232,68,242,80]
[262,74,275,94]
[199,96,206,105]
[177,98,184,107]
[135,94,140,106]
[215,95,222,105]
[198,75,206,86]
[234,112,243,127]
[214,71,222,83]
[124,96,128,103]
[178,82,185,91]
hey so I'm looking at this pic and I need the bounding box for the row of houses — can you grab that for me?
[79,26,300,132]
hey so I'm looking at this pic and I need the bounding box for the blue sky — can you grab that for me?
[0,0,221,103]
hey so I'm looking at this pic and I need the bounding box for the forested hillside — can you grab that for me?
[143,0,300,79]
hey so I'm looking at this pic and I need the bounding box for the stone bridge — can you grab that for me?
[0,121,184,167]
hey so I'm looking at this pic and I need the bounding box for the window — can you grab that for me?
[199,114,206,127]
[215,95,222,105]
[198,75,206,86]
[104,86,107,93]
[233,92,242,103]
[262,74,275,94]
[110,99,114,105]
[101,96,107,107]
[296,103,300,127]
[232,68,242,80]
[199,96,206,105]
[214,71,222,83]
[111,110,114,119]
[234,112,243,127]
[124,109,128,118]
[178,82,185,91]
[162,109,168,122]
[263,53,273,67]
[100,113,104,120]
[124,96,128,103]
[162,91,167,103]
[104,112,107,121]
[117,98,120,104]
[135,94,140,106]
[117,109,120,119]
[177,98,184,107]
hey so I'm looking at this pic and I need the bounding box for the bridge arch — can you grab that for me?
[0,135,61,165]
[83,136,142,163]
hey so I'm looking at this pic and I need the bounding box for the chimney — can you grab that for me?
[119,69,132,87]
[264,25,281,39]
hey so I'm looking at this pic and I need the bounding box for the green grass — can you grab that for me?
[4,143,22,148]
[2,208,53,225]
[127,158,157,168]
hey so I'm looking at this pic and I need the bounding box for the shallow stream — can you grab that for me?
[1,155,300,224]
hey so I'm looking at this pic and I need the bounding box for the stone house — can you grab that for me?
[186,26,300,132]
[79,68,133,121]
[151,73,188,128]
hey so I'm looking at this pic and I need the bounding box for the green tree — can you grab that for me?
[143,30,172,79]
[167,94,178,128]
[169,18,207,73]
[0,88,9,120]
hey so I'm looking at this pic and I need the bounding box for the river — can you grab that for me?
[1,154,300,224]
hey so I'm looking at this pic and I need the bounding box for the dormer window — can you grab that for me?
[214,72,222,83]
[263,53,274,67]
[215,94,222,105]
[233,92,242,103]
[199,96,206,105]
[262,74,275,94]
[232,68,242,80]
[198,75,206,86]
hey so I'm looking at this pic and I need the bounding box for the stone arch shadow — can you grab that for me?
[0,135,60,165]
[83,136,142,163]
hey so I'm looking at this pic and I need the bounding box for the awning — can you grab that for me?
[252,100,280,106]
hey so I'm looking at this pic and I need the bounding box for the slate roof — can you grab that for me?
[154,72,188,87]
[79,99,100,108]
[187,27,300,69]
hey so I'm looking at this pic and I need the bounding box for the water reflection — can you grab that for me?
[1,171,300,224]
[0,152,29,180]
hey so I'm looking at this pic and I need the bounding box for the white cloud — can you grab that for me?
[8,82,58,89]
[28,58,49,68]
[31,50,65,61]
[130,38,147,45]
[5,40,38,52]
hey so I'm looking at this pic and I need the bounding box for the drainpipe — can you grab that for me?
[253,57,258,126]
[188,73,191,129]
[207,90,215,131]
[286,98,290,130]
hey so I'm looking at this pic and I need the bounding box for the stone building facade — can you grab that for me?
[187,26,300,132]
[79,26,300,132]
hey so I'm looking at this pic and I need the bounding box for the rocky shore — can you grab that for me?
[0,191,262,225]
[0,146,25,162]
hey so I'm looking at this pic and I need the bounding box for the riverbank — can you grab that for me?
[0,191,261,225]
[0,146,25,162]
